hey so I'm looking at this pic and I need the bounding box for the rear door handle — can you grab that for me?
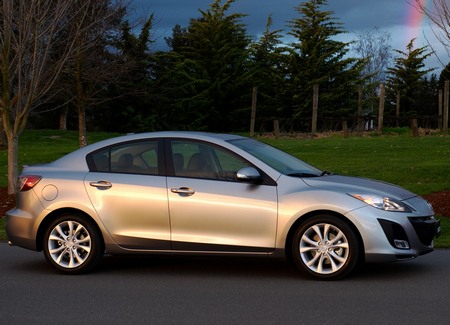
[170,187,195,196]
[90,181,112,189]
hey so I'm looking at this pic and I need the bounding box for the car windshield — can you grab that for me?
[229,138,322,177]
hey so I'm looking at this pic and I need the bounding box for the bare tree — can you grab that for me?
[55,1,129,147]
[414,0,450,65]
[353,28,393,113]
[0,0,124,194]
[354,28,392,84]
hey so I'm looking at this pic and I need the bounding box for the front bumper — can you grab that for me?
[346,200,440,263]
[378,216,440,254]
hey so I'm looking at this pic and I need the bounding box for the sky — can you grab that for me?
[131,0,447,74]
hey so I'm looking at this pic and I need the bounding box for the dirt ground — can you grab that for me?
[0,187,449,219]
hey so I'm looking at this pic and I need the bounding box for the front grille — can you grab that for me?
[408,216,439,246]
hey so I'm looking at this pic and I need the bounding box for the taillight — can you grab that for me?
[18,175,42,191]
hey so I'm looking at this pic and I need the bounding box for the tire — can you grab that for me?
[43,213,104,274]
[292,215,360,280]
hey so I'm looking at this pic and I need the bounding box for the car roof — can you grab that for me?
[89,131,245,148]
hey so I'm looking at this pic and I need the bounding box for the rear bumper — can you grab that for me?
[5,208,38,251]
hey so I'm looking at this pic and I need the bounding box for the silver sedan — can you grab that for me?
[6,131,441,279]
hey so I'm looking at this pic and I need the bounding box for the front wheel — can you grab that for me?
[43,213,104,274]
[292,215,360,280]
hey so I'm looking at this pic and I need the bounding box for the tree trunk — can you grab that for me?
[78,102,87,147]
[76,45,87,147]
[6,133,19,194]
[59,106,69,131]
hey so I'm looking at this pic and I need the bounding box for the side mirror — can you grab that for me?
[236,167,262,183]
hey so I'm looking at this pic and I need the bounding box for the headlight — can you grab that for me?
[348,193,413,212]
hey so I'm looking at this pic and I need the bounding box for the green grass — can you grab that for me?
[436,218,450,248]
[1,129,449,247]
[0,130,119,187]
[18,130,118,175]
[260,134,450,195]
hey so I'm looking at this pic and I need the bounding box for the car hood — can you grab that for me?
[301,175,417,200]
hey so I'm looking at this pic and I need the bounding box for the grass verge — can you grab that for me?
[436,218,450,248]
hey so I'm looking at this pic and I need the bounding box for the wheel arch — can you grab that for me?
[36,208,104,252]
[284,210,365,263]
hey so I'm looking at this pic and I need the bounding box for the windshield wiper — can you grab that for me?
[320,170,333,176]
[287,172,320,178]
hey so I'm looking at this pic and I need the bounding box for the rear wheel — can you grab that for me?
[292,215,360,280]
[43,213,104,274]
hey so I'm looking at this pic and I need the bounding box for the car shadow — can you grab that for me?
[10,251,434,282]
[95,254,432,281]
[97,254,301,279]
[353,260,430,281]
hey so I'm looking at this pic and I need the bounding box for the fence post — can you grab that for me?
[342,120,349,138]
[411,119,419,137]
[444,81,449,133]
[357,85,363,133]
[396,90,400,127]
[438,89,443,130]
[312,84,318,134]
[378,83,385,133]
[249,86,257,136]
[273,119,280,138]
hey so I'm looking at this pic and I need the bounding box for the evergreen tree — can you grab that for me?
[415,74,439,118]
[85,16,155,133]
[165,25,190,52]
[287,0,364,131]
[167,0,251,131]
[247,16,290,128]
[386,39,434,118]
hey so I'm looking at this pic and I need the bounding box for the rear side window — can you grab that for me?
[90,149,110,172]
[87,140,159,175]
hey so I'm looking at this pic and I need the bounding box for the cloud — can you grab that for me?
[132,0,407,42]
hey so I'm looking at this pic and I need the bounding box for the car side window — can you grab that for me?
[88,141,159,175]
[171,140,250,181]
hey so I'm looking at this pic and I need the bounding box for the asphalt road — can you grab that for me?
[1,243,450,325]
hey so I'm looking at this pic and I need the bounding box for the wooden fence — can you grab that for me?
[250,81,450,136]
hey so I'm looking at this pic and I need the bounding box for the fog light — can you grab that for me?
[394,239,410,249]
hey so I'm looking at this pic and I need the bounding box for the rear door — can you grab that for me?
[84,139,171,250]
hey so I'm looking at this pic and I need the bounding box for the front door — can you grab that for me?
[167,139,278,252]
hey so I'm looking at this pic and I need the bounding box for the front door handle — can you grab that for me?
[170,187,195,196]
[90,180,112,189]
